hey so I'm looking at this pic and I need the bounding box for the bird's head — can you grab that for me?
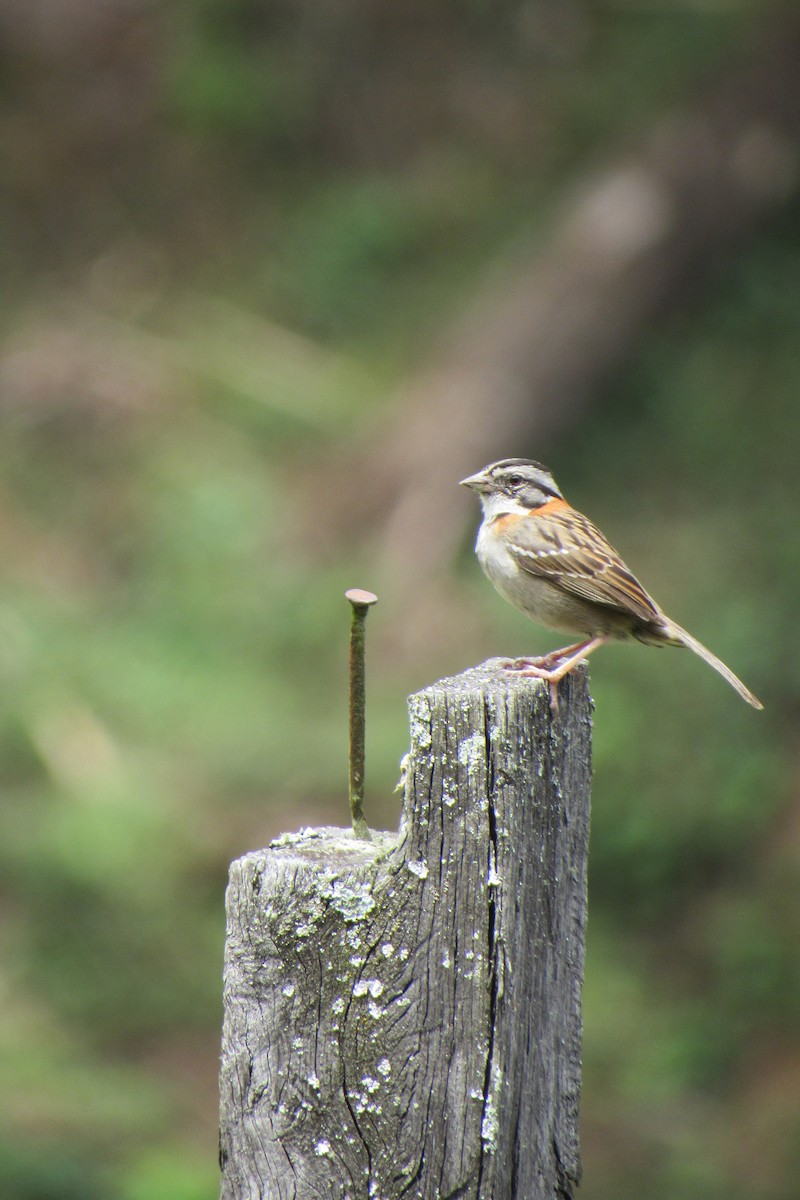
[460,459,563,515]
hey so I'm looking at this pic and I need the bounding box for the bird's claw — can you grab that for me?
[499,658,562,714]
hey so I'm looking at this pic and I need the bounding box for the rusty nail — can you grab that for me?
[345,589,378,840]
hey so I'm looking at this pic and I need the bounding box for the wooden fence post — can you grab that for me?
[218,659,592,1200]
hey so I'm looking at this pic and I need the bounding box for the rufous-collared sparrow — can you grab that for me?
[461,458,763,710]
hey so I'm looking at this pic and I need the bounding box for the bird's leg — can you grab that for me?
[503,636,608,713]
[540,636,607,681]
[501,639,599,672]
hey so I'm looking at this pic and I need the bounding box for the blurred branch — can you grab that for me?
[160,295,376,431]
[0,298,375,437]
[326,12,800,594]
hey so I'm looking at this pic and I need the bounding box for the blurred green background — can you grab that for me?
[1,2,799,1198]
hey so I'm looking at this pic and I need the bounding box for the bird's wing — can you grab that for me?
[503,508,662,624]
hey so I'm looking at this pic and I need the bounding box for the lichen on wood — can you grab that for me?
[219,660,592,1200]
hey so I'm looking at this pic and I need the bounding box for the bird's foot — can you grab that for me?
[500,640,590,674]
[501,657,542,672]
[500,637,609,713]
[500,659,562,712]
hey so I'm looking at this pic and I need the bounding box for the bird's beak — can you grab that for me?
[459,470,492,493]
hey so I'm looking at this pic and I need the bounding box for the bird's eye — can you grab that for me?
[506,474,524,489]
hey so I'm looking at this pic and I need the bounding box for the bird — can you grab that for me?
[460,458,762,711]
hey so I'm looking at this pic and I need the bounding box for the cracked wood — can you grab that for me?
[218,660,592,1199]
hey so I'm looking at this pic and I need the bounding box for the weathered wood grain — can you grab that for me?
[219,660,592,1199]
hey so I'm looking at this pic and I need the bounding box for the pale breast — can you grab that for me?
[475,522,622,637]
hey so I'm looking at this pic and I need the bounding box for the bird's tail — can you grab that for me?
[665,621,763,710]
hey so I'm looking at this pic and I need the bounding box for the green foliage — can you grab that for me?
[117,1149,218,1200]
[0,1141,107,1200]
[1,1,798,1197]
